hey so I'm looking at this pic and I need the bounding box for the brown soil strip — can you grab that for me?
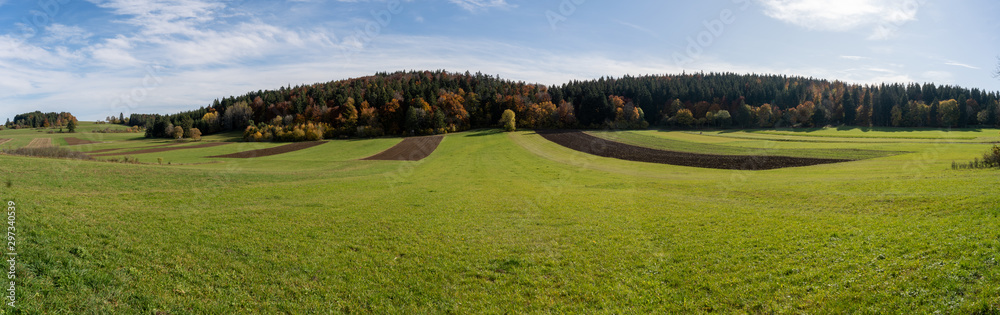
[362,135,444,161]
[538,130,850,170]
[90,142,230,157]
[0,139,10,146]
[64,137,102,146]
[209,141,327,158]
[24,138,53,149]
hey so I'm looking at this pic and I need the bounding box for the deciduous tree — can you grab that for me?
[555,101,577,128]
[939,99,960,128]
[501,109,516,132]
[223,101,254,131]
[675,109,695,128]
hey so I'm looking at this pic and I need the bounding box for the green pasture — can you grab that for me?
[0,123,998,313]
[704,127,1000,144]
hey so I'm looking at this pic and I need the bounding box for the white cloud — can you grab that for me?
[840,55,868,61]
[758,0,922,40]
[86,0,225,36]
[78,0,342,68]
[43,24,93,46]
[944,61,980,70]
[448,0,515,12]
[0,35,67,67]
[87,35,142,67]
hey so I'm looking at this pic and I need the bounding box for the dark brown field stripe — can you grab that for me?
[362,135,444,161]
[209,141,327,158]
[537,130,849,170]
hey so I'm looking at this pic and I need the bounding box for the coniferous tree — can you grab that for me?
[843,89,856,126]
[92,70,1000,142]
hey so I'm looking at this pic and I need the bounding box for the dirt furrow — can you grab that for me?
[538,130,850,170]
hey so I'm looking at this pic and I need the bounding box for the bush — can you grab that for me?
[107,156,141,164]
[93,126,142,133]
[356,126,384,138]
[189,128,202,141]
[1,147,93,160]
[952,145,1000,169]
[500,109,516,132]
[984,145,1000,167]
[291,128,306,141]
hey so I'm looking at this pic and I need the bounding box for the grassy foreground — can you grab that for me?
[1,123,999,313]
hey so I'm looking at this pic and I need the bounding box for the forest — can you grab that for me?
[4,111,78,130]
[120,70,1000,141]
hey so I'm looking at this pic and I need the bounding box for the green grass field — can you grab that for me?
[1,122,998,313]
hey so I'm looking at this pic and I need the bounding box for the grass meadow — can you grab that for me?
[1,122,998,313]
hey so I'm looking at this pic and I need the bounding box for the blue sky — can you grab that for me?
[1,0,998,121]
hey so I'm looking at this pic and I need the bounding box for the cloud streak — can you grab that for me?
[448,0,515,12]
[944,61,980,70]
[758,0,922,40]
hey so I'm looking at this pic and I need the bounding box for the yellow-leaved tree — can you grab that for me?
[500,109,516,132]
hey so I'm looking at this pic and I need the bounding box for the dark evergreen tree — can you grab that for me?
[843,89,856,126]
[99,70,999,141]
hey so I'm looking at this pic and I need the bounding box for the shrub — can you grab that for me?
[190,128,202,141]
[952,145,1000,169]
[107,156,141,164]
[500,109,516,132]
[0,147,92,160]
[291,127,306,141]
[984,145,1000,167]
[93,126,142,133]
[305,128,322,141]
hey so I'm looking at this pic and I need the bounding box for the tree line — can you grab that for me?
[4,111,78,132]
[123,70,1000,142]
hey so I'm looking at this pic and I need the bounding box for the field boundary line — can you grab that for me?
[209,141,327,158]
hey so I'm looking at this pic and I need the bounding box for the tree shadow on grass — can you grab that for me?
[771,126,983,134]
[465,129,504,137]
